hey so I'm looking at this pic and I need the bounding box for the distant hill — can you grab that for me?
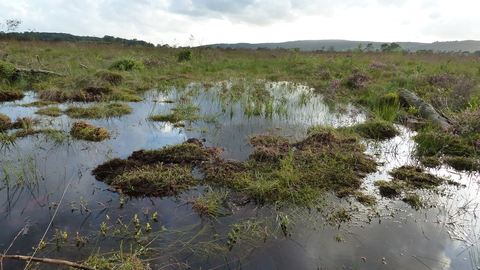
[0,32,155,47]
[205,39,480,53]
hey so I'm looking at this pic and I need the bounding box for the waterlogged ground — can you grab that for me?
[1,81,479,269]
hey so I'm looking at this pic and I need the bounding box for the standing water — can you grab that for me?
[0,81,479,269]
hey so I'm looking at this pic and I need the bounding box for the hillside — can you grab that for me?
[205,39,480,53]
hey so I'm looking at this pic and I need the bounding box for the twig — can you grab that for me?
[79,63,88,69]
[0,254,94,270]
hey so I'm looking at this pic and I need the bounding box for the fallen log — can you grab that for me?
[15,67,64,76]
[397,88,450,127]
[0,254,94,270]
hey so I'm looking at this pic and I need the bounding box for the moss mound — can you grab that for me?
[444,156,480,172]
[354,119,399,140]
[95,70,124,85]
[93,129,378,206]
[70,121,111,141]
[0,90,24,102]
[92,139,218,196]
[389,165,444,188]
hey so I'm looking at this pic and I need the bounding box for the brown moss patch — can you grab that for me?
[81,86,114,101]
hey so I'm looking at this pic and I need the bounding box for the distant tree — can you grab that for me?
[0,19,22,33]
[381,43,402,52]
[365,43,374,52]
[389,42,401,51]
[327,45,335,52]
[380,43,389,52]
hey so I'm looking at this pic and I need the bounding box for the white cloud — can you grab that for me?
[0,0,478,45]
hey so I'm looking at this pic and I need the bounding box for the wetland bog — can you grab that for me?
[1,41,480,269]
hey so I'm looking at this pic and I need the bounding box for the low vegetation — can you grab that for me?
[2,38,480,269]
[93,128,377,206]
[70,121,111,141]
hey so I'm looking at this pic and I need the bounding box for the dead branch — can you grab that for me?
[397,88,450,127]
[0,254,94,270]
[15,67,64,76]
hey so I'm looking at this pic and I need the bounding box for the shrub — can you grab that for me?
[0,60,16,81]
[108,58,144,71]
[177,49,192,62]
[345,71,370,89]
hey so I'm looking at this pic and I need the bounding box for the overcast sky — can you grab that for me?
[1,0,479,46]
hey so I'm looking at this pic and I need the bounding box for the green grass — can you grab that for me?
[64,103,132,119]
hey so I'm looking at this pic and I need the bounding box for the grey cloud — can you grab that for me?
[167,0,368,26]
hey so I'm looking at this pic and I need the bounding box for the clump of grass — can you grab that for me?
[0,90,24,101]
[354,119,399,140]
[81,86,114,101]
[65,103,132,119]
[374,180,404,197]
[109,58,144,71]
[389,165,444,188]
[355,193,376,206]
[0,113,11,131]
[204,127,378,205]
[403,194,424,210]
[421,157,441,168]
[37,87,84,102]
[94,70,124,85]
[326,207,352,225]
[188,189,227,218]
[35,106,62,117]
[443,156,480,171]
[70,121,111,141]
[21,100,59,107]
[149,105,202,123]
[108,89,143,102]
[92,139,219,196]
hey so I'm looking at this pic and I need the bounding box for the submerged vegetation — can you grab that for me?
[1,39,480,269]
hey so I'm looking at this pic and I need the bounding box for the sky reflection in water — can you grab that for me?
[0,82,479,269]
